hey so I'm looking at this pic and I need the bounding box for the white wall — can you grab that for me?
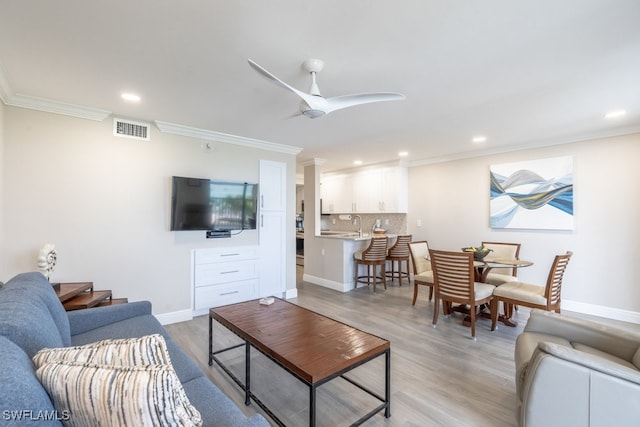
[1,107,297,319]
[408,133,640,322]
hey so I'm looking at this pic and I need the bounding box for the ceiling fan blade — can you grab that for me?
[248,59,319,106]
[324,92,406,114]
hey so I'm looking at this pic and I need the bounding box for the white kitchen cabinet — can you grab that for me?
[259,160,286,298]
[321,166,408,213]
[321,173,352,213]
[381,166,408,213]
[192,246,259,315]
[353,168,383,213]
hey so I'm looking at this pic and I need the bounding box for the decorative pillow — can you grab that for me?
[33,334,172,367]
[36,361,200,427]
[33,335,201,426]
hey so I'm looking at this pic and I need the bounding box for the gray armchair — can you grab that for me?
[515,309,640,427]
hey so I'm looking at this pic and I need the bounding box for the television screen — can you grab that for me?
[170,176,258,231]
[210,180,258,231]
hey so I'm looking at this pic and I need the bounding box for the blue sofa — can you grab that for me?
[0,272,269,426]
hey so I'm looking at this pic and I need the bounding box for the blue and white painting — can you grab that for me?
[490,156,573,230]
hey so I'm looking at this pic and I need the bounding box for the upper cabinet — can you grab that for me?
[321,166,408,214]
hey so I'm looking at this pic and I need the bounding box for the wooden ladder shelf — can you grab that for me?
[55,282,128,311]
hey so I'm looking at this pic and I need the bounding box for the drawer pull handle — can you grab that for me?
[220,290,239,296]
[220,253,240,257]
[220,270,239,274]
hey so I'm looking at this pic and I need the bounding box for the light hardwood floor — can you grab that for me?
[165,267,635,426]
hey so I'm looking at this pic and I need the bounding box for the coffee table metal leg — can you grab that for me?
[245,341,251,406]
[309,385,316,427]
[385,349,391,418]
[208,315,213,366]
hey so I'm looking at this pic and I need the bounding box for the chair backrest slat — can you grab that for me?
[429,250,474,301]
[363,237,388,261]
[545,251,572,307]
[388,234,412,258]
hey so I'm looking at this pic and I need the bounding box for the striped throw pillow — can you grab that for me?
[33,335,201,426]
[33,334,172,366]
[36,361,199,427]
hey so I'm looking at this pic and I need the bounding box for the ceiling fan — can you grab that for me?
[248,58,405,118]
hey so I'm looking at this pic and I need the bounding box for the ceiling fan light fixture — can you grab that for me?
[302,109,325,119]
[248,58,405,119]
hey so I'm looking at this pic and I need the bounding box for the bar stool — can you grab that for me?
[354,237,388,293]
[386,234,412,285]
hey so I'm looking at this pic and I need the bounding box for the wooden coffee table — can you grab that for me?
[209,298,391,426]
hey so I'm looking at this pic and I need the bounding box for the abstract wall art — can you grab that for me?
[490,156,573,230]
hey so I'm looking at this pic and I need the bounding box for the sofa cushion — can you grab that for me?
[634,347,640,369]
[33,334,201,425]
[3,272,71,346]
[0,290,65,358]
[70,314,204,384]
[36,361,202,427]
[571,342,638,371]
[0,336,62,426]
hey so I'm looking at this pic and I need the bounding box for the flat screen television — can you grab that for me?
[170,176,258,232]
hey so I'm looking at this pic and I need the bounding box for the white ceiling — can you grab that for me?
[1,1,639,174]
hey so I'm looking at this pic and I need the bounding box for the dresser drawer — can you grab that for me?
[194,246,258,264]
[194,280,258,310]
[194,260,258,287]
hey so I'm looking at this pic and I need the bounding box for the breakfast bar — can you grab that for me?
[302,232,398,292]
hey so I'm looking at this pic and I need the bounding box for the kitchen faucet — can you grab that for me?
[353,215,362,237]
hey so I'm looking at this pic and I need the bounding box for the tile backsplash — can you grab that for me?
[320,213,407,235]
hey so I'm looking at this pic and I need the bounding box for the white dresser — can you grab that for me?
[192,246,259,315]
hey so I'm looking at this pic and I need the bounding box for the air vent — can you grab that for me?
[113,118,150,141]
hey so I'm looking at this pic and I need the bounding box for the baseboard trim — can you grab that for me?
[155,309,193,326]
[302,273,351,292]
[562,299,640,324]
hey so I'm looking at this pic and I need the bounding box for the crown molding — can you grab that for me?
[408,126,640,167]
[154,120,302,155]
[0,70,111,122]
[5,94,112,121]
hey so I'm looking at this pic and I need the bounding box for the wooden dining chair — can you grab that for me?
[481,241,521,285]
[429,249,496,339]
[490,251,573,331]
[408,240,434,305]
[386,234,412,286]
[354,237,388,293]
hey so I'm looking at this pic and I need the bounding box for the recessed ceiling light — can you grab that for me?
[472,136,487,143]
[398,151,408,157]
[604,110,627,119]
[353,160,363,166]
[121,93,141,102]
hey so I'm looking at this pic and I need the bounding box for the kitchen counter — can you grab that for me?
[303,232,400,292]
[317,231,398,241]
